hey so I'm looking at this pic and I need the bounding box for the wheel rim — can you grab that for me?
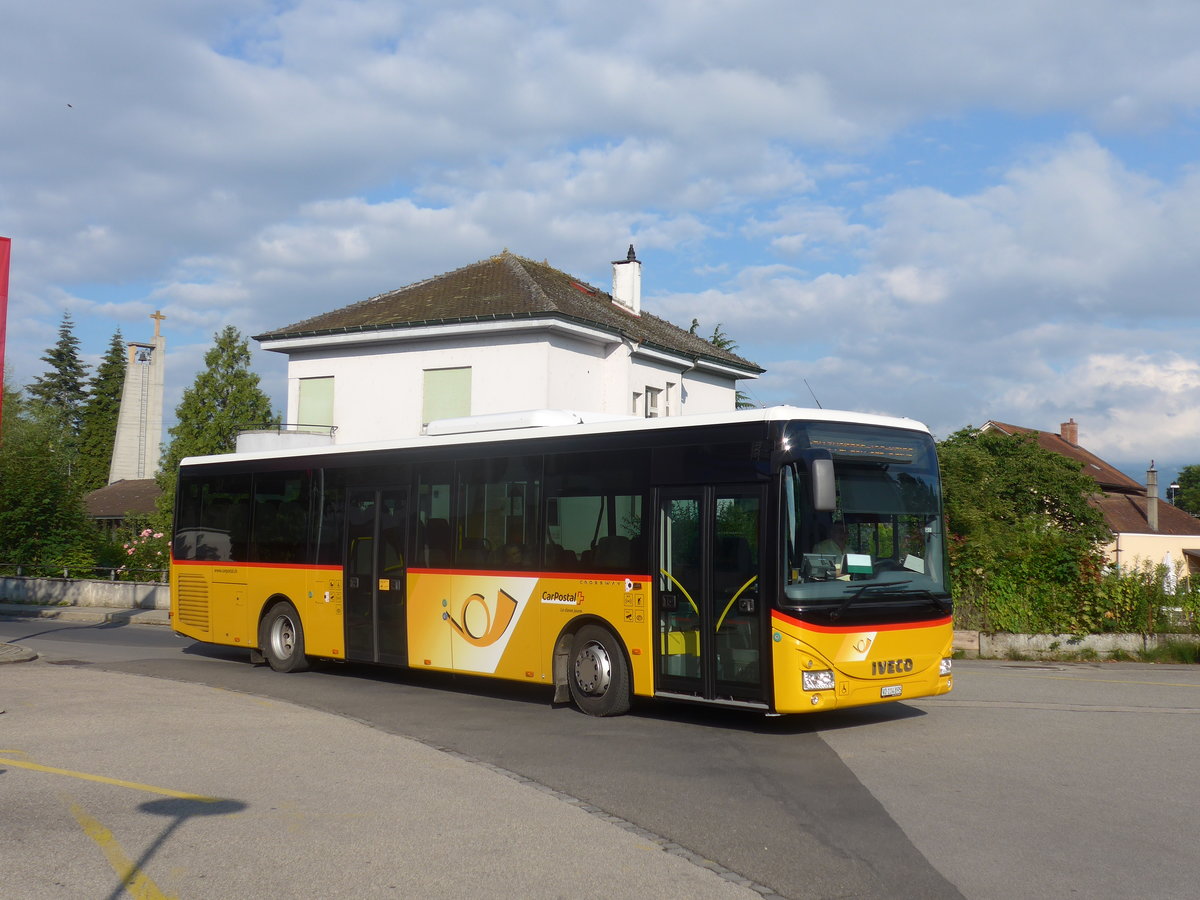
[270,614,296,660]
[573,640,612,696]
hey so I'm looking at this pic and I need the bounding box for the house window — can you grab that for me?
[665,381,676,417]
[632,391,642,416]
[423,367,472,425]
[645,387,661,418]
[298,376,334,431]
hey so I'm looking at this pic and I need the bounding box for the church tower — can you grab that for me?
[108,311,166,482]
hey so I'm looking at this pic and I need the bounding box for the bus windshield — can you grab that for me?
[781,422,950,614]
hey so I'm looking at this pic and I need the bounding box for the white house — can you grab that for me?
[253,248,763,443]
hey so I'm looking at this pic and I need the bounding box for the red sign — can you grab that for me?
[0,236,9,434]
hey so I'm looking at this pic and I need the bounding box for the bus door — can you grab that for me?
[656,486,764,705]
[345,487,409,666]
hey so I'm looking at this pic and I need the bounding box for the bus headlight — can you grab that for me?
[939,658,953,676]
[802,669,836,691]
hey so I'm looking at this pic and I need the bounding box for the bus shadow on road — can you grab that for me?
[314,659,932,735]
[171,644,932,734]
[180,642,259,663]
[627,696,929,735]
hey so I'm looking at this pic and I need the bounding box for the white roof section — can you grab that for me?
[179,406,932,468]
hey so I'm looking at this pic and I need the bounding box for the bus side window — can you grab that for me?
[453,456,541,569]
[249,471,309,564]
[313,471,344,567]
[172,472,253,562]
[544,449,649,573]
[417,463,453,568]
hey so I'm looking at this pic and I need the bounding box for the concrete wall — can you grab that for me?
[0,576,168,610]
[954,630,1200,659]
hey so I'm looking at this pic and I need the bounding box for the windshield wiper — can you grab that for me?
[829,580,913,621]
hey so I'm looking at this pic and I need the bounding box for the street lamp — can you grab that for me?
[1168,482,1180,505]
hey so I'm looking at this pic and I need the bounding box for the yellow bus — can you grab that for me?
[170,406,953,716]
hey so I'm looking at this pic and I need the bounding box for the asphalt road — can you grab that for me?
[4,619,1200,899]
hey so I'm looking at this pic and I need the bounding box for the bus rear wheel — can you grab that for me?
[260,602,310,673]
[569,624,630,717]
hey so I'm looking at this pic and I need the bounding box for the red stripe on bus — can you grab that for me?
[407,567,651,582]
[771,610,952,633]
[169,560,652,582]
[170,559,342,572]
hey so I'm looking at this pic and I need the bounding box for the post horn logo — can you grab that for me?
[445,590,518,647]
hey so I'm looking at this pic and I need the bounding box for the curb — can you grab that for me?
[0,642,38,664]
[0,604,170,627]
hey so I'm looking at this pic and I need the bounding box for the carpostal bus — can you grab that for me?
[170,406,953,717]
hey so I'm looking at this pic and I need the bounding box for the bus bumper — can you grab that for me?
[770,613,954,714]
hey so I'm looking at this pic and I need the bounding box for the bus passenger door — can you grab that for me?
[656,487,763,704]
[345,487,409,666]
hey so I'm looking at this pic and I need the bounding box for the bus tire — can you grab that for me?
[568,624,630,717]
[260,602,310,673]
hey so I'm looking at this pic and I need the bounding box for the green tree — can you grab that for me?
[690,319,756,409]
[1172,464,1200,516]
[76,329,127,493]
[938,427,1112,631]
[0,379,98,571]
[155,326,277,526]
[27,312,90,443]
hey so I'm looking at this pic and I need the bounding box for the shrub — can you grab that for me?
[115,522,170,582]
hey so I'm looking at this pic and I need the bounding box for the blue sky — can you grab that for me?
[4,0,1200,485]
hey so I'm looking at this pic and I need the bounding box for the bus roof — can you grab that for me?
[178,405,932,468]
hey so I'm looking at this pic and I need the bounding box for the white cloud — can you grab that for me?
[642,132,1200,470]
[6,0,1200,477]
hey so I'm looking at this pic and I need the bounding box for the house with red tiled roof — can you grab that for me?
[982,419,1200,581]
[253,248,763,443]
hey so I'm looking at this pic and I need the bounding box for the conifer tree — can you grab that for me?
[155,326,277,525]
[76,329,127,493]
[27,312,90,441]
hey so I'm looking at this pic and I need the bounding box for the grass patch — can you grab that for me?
[1139,641,1200,664]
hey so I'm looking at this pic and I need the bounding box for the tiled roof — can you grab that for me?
[253,251,763,375]
[84,479,161,519]
[982,420,1145,495]
[1092,492,1200,536]
[981,419,1200,536]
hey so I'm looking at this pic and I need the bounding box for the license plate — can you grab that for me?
[880,685,903,698]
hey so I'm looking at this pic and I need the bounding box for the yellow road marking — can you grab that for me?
[0,754,220,801]
[70,801,176,900]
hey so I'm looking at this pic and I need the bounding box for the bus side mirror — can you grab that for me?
[812,457,836,511]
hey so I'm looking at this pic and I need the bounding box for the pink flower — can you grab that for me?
[153,533,163,539]
[127,548,135,555]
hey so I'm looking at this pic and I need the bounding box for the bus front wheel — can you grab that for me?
[568,625,630,717]
[260,602,310,673]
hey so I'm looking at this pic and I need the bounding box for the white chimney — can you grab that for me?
[611,244,641,315]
